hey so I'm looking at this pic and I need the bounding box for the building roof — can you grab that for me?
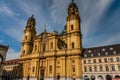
[0,44,9,50]
[4,59,19,65]
[83,44,120,58]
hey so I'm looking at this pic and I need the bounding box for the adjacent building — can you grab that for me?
[0,44,8,80]
[2,59,19,80]
[82,44,120,80]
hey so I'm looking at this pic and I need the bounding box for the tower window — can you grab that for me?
[71,25,73,30]
[22,50,25,55]
[42,44,46,52]
[50,42,53,49]
[34,45,37,51]
[25,36,28,40]
[72,42,74,48]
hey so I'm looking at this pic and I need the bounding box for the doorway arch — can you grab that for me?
[0,54,3,66]
[98,75,103,80]
[84,75,89,80]
[115,75,120,78]
[106,75,112,80]
[91,75,95,80]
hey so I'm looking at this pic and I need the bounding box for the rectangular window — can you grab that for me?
[84,66,87,72]
[104,58,107,62]
[111,65,115,71]
[116,57,120,62]
[43,44,46,52]
[99,59,102,63]
[110,58,113,62]
[94,66,97,71]
[118,64,120,71]
[72,42,74,48]
[88,60,91,64]
[89,66,92,72]
[73,67,75,72]
[100,66,103,71]
[72,60,75,63]
[105,65,109,71]
[84,60,86,64]
[32,67,35,72]
[93,59,96,63]
[34,45,37,51]
[49,65,52,73]
[50,42,53,49]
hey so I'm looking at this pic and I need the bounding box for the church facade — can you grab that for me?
[19,1,83,80]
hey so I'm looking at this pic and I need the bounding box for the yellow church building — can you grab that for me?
[19,0,83,80]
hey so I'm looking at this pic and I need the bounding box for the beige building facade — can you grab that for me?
[19,1,82,80]
[82,44,120,80]
[0,44,8,80]
[2,59,19,80]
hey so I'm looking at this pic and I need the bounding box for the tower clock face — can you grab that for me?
[26,32,29,35]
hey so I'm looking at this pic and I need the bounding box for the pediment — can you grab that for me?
[36,32,53,40]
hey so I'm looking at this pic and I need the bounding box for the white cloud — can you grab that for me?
[81,0,114,38]
[1,19,26,42]
[0,40,3,43]
[6,48,20,60]
[50,0,68,25]
[0,5,20,17]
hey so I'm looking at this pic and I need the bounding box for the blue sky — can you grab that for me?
[0,0,120,60]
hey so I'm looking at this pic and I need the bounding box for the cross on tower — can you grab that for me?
[72,0,74,3]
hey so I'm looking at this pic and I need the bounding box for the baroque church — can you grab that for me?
[19,0,83,80]
[19,0,120,80]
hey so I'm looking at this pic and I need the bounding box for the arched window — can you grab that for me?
[43,44,46,52]
[72,42,74,48]
[71,25,73,30]
[25,36,27,40]
[23,50,25,55]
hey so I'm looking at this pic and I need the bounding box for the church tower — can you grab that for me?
[20,15,36,56]
[65,0,83,79]
[66,0,82,50]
